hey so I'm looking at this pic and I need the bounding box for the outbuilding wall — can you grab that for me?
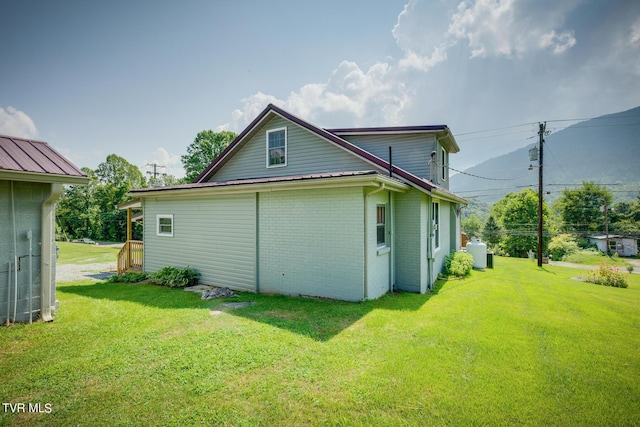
[0,180,48,323]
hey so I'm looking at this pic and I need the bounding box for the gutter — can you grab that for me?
[40,183,64,322]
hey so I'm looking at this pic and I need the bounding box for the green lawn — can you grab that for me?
[563,249,633,268]
[1,257,639,426]
[56,241,122,265]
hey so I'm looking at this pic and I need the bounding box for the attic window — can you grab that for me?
[267,127,287,167]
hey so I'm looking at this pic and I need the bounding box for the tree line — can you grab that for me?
[462,182,640,257]
[56,131,236,242]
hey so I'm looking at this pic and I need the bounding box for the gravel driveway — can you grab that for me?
[56,262,117,282]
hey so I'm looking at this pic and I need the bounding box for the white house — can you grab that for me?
[122,104,467,301]
[589,235,638,257]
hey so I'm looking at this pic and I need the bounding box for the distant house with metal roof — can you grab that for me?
[121,104,467,301]
[589,235,638,257]
[1,134,88,324]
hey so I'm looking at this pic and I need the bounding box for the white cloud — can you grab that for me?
[227,61,410,130]
[394,0,579,70]
[630,17,640,46]
[0,106,38,138]
[539,30,576,54]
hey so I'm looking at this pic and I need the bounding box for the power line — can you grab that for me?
[448,164,532,181]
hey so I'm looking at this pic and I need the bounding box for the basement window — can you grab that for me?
[266,127,287,167]
[156,214,174,237]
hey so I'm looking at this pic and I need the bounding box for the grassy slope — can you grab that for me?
[56,241,122,265]
[1,257,639,426]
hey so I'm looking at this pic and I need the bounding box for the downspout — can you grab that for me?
[388,191,394,293]
[364,183,385,300]
[11,181,18,323]
[6,263,10,326]
[426,196,434,291]
[40,184,64,322]
[27,229,33,324]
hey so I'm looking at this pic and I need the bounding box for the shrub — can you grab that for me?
[108,271,148,283]
[150,266,200,288]
[443,251,475,278]
[548,234,579,260]
[586,263,628,288]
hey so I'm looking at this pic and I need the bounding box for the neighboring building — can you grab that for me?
[589,235,638,257]
[1,135,88,324]
[123,104,467,301]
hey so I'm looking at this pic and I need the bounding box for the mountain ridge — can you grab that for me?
[450,106,640,203]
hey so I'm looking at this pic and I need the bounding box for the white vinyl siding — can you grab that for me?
[339,133,437,181]
[144,194,256,292]
[209,116,378,182]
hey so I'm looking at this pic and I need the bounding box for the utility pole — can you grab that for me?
[604,199,609,255]
[537,122,546,267]
[146,163,166,186]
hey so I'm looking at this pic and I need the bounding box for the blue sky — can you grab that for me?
[1,0,639,179]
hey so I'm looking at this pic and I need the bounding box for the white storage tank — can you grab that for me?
[467,237,487,269]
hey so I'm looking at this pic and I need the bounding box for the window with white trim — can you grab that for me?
[441,147,447,182]
[376,204,386,247]
[432,202,440,250]
[156,214,174,237]
[266,127,287,167]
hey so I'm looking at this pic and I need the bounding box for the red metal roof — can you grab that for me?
[0,134,86,178]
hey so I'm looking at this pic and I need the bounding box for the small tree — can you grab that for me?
[181,130,237,182]
[462,214,483,238]
[482,215,502,249]
[548,234,579,260]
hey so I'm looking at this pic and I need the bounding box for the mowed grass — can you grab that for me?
[563,249,633,268]
[1,257,639,426]
[56,241,122,265]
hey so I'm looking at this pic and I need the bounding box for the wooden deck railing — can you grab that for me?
[117,240,143,275]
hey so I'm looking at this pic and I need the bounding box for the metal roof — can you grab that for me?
[0,134,87,180]
[130,170,401,196]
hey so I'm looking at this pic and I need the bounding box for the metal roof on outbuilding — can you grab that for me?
[0,134,87,183]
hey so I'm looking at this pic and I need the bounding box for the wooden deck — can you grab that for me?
[117,240,143,274]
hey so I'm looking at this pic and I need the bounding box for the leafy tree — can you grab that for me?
[462,214,483,238]
[57,155,145,242]
[610,195,640,235]
[548,234,579,260]
[57,168,99,240]
[492,188,551,257]
[181,130,237,182]
[554,181,613,235]
[146,173,184,188]
[482,215,502,248]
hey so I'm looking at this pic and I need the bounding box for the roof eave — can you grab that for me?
[130,173,409,199]
[0,169,89,185]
